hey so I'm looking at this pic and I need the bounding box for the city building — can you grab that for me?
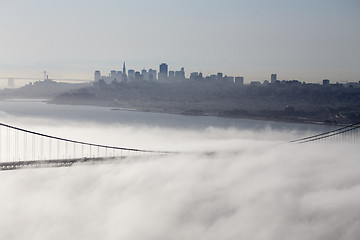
[94,70,101,82]
[323,79,330,86]
[169,71,175,80]
[223,75,234,83]
[110,70,117,79]
[142,69,148,80]
[122,62,127,81]
[271,73,277,84]
[190,72,199,81]
[148,69,157,81]
[128,69,135,80]
[158,63,168,81]
[116,71,122,81]
[175,67,185,81]
[135,71,142,80]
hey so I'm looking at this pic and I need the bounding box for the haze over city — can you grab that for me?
[1,0,359,82]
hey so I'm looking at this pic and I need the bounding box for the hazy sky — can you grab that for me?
[0,0,359,82]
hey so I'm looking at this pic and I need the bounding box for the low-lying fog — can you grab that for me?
[0,109,359,240]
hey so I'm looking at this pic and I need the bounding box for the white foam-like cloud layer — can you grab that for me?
[0,120,359,240]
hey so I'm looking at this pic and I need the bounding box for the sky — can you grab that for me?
[0,0,359,83]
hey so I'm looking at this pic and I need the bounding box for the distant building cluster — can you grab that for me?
[267,78,360,88]
[94,62,244,85]
[94,62,360,88]
[256,74,360,88]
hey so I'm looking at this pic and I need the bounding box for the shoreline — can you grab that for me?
[46,99,344,127]
[0,98,345,127]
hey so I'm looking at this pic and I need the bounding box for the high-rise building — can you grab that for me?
[110,70,117,79]
[122,62,127,81]
[128,69,135,80]
[323,79,330,86]
[169,71,175,79]
[217,72,223,80]
[190,72,203,81]
[148,69,157,81]
[159,63,168,81]
[116,71,122,81]
[135,71,142,80]
[94,70,101,81]
[223,75,234,83]
[175,67,185,81]
[142,69,149,80]
[271,73,277,84]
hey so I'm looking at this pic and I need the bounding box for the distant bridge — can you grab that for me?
[0,121,358,171]
[290,122,360,144]
[0,122,173,171]
[0,76,93,84]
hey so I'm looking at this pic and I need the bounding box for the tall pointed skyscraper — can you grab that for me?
[122,62,127,81]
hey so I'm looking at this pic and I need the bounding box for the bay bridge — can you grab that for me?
[0,71,92,88]
[0,122,359,171]
[0,77,92,83]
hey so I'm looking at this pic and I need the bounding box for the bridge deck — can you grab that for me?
[0,157,124,171]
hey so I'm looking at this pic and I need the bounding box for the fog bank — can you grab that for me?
[0,120,358,240]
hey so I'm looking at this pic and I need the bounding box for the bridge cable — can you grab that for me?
[0,122,174,154]
[291,122,360,144]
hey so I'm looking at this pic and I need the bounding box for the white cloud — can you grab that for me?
[0,118,358,239]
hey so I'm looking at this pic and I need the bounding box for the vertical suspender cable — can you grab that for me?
[49,138,52,160]
[24,132,27,161]
[7,127,10,162]
[57,140,60,160]
[40,136,43,160]
[0,126,2,162]
[65,141,68,159]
